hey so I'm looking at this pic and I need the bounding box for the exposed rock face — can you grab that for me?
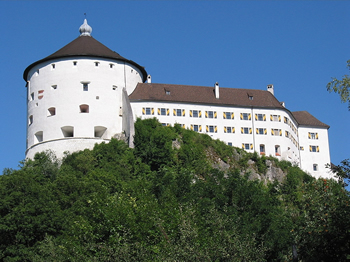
[213,156,285,183]
[264,160,285,183]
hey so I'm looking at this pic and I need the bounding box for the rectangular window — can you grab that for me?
[260,144,265,155]
[206,125,217,133]
[285,131,289,137]
[161,123,170,127]
[241,127,251,134]
[313,164,318,171]
[256,128,266,135]
[223,112,234,119]
[158,108,169,116]
[275,145,281,156]
[205,111,217,118]
[143,107,154,115]
[224,126,235,133]
[240,113,251,120]
[255,114,266,121]
[191,124,202,132]
[174,109,185,117]
[83,83,88,91]
[242,143,253,150]
[309,145,319,152]
[270,114,280,122]
[308,132,318,139]
[190,110,201,118]
[228,142,233,146]
[271,129,282,136]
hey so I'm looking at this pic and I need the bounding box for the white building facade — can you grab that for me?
[23,20,332,178]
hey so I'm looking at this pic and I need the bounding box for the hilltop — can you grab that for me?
[0,118,349,261]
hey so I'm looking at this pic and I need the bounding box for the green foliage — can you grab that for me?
[326,59,350,110]
[1,118,349,261]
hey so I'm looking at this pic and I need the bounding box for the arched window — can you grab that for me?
[94,126,107,138]
[61,126,74,137]
[80,104,89,113]
[34,131,43,143]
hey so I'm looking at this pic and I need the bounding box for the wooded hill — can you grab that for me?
[1,118,349,261]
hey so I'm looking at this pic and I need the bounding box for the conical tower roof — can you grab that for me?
[23,19,147,81]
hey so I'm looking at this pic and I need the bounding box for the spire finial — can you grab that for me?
[79,17,92,36]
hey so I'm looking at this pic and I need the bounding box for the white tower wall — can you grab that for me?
[26,57,143,159]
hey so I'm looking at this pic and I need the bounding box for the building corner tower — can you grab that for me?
[23,19,147,159]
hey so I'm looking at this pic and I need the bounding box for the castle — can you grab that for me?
[23,20,332,178]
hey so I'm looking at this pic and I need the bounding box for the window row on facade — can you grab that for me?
[29,83,118,101]
[28,105,90,125]
[159,122,297,140]
[142,107,287,122]
[237,143,282,156]
[33,126,107,144]
[284,116,298,135]
[35,62,120,75]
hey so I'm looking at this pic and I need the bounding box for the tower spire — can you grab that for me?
[79,18,92,36]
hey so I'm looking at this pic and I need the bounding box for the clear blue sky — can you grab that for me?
[0,1,349,177]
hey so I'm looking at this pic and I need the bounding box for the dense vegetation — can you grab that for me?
[1,118,349,261]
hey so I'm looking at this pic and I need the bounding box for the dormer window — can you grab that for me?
[247,92,253,100]
[165,90,170,95]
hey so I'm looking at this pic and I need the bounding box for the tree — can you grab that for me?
[326,59,350,110]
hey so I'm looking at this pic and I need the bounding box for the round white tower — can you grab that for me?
[23,19,147,159]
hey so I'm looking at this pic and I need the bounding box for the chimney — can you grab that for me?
[267,84,274,95]
[280,101,285,107]
[147,74,151,83]
[215,82,219,99]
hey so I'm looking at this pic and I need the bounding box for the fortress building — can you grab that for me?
[23,20,331,178]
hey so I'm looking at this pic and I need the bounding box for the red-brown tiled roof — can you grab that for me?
[292,111,330,128]
[130,83,329,128]
[129,83,284,109]
[23,35,147,81]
